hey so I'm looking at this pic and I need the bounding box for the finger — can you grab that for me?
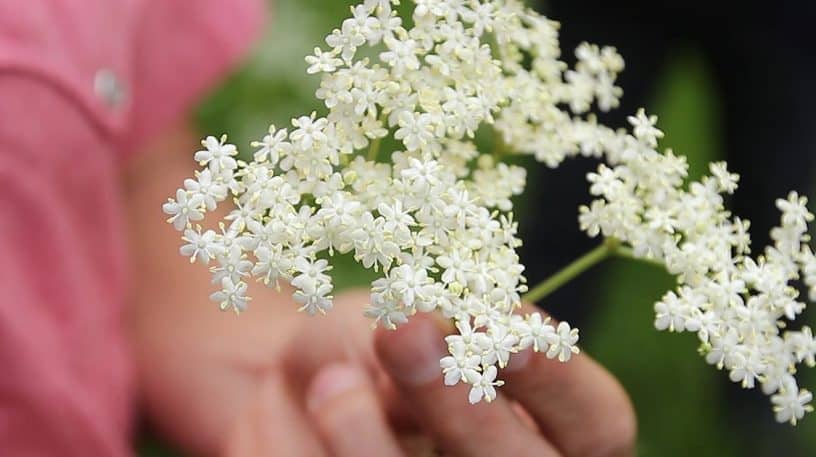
[502,307,637,457]
[307,363,404,457]
[223,374,326,457]
[395,434,438,456]
[375,315,561,457]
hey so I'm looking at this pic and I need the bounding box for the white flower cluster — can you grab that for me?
[162,0,814,422]
[552,104,815,424]
[164,0,586,406]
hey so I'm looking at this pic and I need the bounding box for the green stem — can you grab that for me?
[367,136,382,161]
[366,114,388,161]
[491,131,507,161]
[523,238,620,303]
[521,238,669,304]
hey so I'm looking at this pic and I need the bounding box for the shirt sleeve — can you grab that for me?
[0,76,134,457]
[123,0,265,155]
[0,1,263,455]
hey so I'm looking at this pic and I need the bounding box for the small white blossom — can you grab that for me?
[194,135,237,175]
[627,108,663,147]
[440,342,482,386]
[180,227,222,264]
[290,113,328,150]
[210,277,249,313]
[163,190,205,231]
[547,321,580,362]
[466,365,503,404]
[772,379,814,425]
[305,47,344,74]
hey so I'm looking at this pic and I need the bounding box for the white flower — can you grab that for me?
[516,312,555,353]
[290,113,328,150]
[728,346,766,389]
[180,228,222,264]
[326,19,366,62]
[252,243,293,288]
[210,277,249,313]
[252,125,291,164]
[627,108,663,147]
[440,342,482,386]
[484,325,519,368]
[546,321,580,362]
[294,282,334,315]
[460,1,495,36]
[772,379,814,425]
[787,327,816,367]
[291,257,332,293]
[184,169,227,211]
[466,365,503,404]
[366,275,413,328]
[709,161,739,194]
[163,189,205,231]
[654,291,689,332]
[777,191,813,229]
[211,246,253,285]
[380,36,421,76]
[394,112,438,153]
[390,264,433,309]
[194,135,237,175]
[305,47,343,74]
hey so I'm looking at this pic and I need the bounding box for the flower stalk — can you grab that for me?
[523,238,620,303]
[523,238,670,304]
[367,136,382,161]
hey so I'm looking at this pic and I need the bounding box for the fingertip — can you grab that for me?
[307,363,367,412]
[502,347,637,457]
[306,363,404,457]
[374,315,448,386]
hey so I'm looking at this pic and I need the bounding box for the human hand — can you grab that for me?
[125,125,635,456]
[131,284,635,457]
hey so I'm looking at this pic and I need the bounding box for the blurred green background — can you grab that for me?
[140,1,816,455]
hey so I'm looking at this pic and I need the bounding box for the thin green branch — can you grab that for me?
[367,113,388,162]
[491,129,508,161]
[367,136,382,161]
[522,238,620,303]
[521,237,668,304]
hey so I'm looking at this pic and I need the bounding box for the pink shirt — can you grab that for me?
[0,1,262,455]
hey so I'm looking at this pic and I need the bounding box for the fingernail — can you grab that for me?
[377,318,447,386]
[307,363,365,411]
[504,348,533,373]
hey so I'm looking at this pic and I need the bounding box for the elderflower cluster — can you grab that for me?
[162,0,814,423]
[543,106,813,424]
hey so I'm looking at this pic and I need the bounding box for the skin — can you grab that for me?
[124,123,637,457]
